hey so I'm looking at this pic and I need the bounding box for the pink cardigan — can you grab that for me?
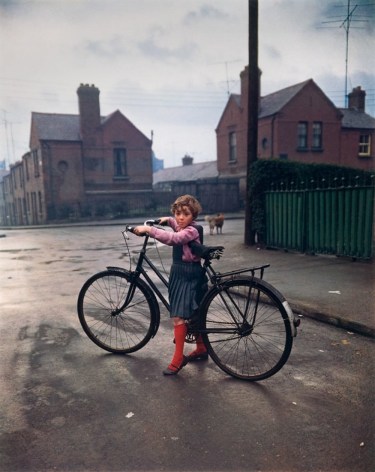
[149,218,201,262]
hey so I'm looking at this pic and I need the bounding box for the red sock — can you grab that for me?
[169,323,187,370]
[189,334,207,356]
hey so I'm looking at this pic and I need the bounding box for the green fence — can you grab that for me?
[265,181,374,259]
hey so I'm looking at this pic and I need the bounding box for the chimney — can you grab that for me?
[182,154,193,166]
[348,86,366,112]
[77,84,101,145]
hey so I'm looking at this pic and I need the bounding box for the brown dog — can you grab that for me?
[205,213,224,235]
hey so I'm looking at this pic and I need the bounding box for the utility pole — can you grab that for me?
[244,0,259,246]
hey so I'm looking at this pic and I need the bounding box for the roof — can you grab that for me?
[224,78,375,130]
[225,80,313,120]
[339,108,375,130]
[31,113,81,141]
[31,109,151,144]
[153,161,218,185]
[258,80,311,118]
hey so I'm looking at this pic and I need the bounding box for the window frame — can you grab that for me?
[312,121,323,150]
[113,148,128,178]
[358,134,371,157]
[228,131,237,163]
[297,122,308,150]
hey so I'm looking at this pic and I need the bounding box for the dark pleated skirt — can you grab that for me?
[168,262,208,319]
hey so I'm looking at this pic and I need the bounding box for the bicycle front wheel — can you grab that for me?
[77,270,159,354]
[201,277,293,381]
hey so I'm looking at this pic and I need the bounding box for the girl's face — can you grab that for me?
[174,205,194,229]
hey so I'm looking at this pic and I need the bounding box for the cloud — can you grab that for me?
[83,36,128,58]
[0,0,374,169]
[138,33,197,61]
[183,4,229,25]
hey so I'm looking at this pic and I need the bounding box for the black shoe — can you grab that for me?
[186,351,209,362]
[163,356,188,375]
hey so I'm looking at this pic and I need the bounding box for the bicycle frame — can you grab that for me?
[115,226,275,336]
[128,233,170,311]
[78,223,298,379]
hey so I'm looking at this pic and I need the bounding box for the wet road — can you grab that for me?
[0,222,374,471]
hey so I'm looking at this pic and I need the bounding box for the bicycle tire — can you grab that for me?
[201,276,293,381]
[77,269,159,354]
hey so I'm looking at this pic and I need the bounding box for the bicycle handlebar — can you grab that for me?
[125,219,162,236]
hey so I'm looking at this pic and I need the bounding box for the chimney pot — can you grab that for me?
[182,154,193,166]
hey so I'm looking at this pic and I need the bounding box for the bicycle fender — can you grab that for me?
[106,266,131,274]
[211,275,299,338]
[253,277,299,338]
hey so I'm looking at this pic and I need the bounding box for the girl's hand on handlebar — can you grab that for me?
[157,217,169,226]
[133,225,151,236]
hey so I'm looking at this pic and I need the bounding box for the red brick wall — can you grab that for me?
[340,129,374,170]
[217,77,373,172]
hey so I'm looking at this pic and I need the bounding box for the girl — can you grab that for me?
[133,194,208,375]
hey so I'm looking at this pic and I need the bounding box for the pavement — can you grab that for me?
[212,222,375,339]
[1,213,374,338]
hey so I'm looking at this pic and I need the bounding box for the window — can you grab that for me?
[358,134,371,157]
[229,132,237,162]
[33,150,40,177]
[113,148,127,177]
[25,157,29,181]
[312,122,322,149]
[297,122,308,149]
[38,192,43,213]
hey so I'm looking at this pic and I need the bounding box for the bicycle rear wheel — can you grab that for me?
[201,277,293,381]
[77,269,159,354]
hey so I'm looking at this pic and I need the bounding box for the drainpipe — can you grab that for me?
[271,115,276,158]
[42,141,53,223]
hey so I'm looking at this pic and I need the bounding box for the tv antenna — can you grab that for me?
[321,0,372,107]
[210,59,241,96]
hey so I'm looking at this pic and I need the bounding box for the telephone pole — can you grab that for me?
[244,0,259,246]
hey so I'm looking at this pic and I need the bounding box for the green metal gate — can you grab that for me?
[265,183,374,259]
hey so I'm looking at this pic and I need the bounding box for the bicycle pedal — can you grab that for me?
[185,333,198,344]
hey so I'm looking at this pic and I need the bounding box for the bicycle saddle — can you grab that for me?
[189,241,224,260]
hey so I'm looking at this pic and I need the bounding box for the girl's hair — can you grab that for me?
[171,194,202,219]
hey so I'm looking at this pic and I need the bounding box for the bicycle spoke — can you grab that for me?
[78,270,157,354]
[203,278,293,381]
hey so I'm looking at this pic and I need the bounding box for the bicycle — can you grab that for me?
[77,220,300,381]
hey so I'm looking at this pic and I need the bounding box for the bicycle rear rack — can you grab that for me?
[212,264,270,282]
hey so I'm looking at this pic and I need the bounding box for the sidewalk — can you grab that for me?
[208,216,375,339]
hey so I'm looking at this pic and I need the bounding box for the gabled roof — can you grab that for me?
[258,79,312,118]
[339,108,375,130]
[153,161,218,185]
[218,79,315,124]
[31,112,81,141]
[31,109,151,144]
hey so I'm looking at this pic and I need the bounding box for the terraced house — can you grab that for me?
[0,84,153,225]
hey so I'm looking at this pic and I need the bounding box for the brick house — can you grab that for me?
[0,84,153,225]
[216,66,375,196]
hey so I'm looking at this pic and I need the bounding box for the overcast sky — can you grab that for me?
[1,0,374,169]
